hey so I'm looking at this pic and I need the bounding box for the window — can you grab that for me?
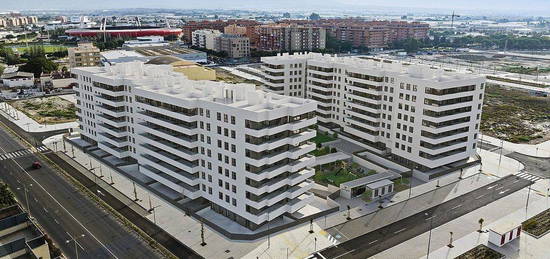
[231,116,236,124]
[232,172,236,180]
[217,126,222,134]
[217,112,221,121]
[218,180,222,187]
[219,192,223,199]
[232,185,236,193]
[232,198,237,206]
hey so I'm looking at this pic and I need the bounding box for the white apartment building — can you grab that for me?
[72,62,317,230]
[191,29,222,50]
[261,53,486,172]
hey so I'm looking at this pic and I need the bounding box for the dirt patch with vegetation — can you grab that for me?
[455,244,504,259]
[522,208,550,237]
[10,96,77,124]
[481,84,550,144]
[213,67,263,86]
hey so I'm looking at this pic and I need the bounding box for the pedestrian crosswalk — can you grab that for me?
[0,146,49,161]
[516,171,543,182]
[319,230,340,246]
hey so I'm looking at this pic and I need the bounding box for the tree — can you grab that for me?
[20,56,58,77]
[309,13,321,21]
[0,64,4,76]
[478,218,484,232]
[0,182,16,209]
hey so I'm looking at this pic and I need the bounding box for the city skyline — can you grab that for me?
[3,0,550,16]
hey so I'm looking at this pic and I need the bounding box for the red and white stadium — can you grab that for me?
[66,26,182,37]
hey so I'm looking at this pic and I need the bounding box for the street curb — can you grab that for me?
[0,120,177,259]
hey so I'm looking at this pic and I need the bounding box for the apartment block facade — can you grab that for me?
[191,29,222,50]
[257,24,326,52]
[72,62,317,230]
[261,53,485,171]
[282,19,429,48]
[214,34,250,58]
[68,42,101,68]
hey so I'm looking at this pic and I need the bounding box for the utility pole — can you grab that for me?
[425,213,435,259]
[309,218,314,233]
[133,182,138,201]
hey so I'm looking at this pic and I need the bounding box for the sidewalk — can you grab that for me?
[0,102,78,133]
[372,179,548,259]
[481,134,550,158]
[423,180,550,259]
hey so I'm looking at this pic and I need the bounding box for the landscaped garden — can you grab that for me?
[522,208,550,237]
[314,161,376,186]
[310,131,338,156]
[392,177,411,192]
[455,244,504,259]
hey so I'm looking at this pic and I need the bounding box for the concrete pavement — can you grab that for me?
[317,175,533,259]
[0,123,162,259]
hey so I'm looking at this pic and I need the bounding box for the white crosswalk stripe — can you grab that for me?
[0,146,49,162]
[516,172,542,182]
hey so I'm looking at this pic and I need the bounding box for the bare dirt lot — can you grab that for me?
[10,96,77,124]
[481,84,550,144]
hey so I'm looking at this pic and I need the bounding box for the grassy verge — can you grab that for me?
[455,244,504,259]
[522,208,550,237]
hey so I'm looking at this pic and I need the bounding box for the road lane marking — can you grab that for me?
[495,186,504,191]
[487,184,498,190]
[7,150,120,259]
[394,228,407,234]
[475,194,485,200]
[425,216,434,221]
[368,240,378,245]
[499,189,510,195]
[451,204,462,210]
[334,248,357,259]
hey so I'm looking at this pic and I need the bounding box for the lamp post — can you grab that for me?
[314,237,317,252]
[17,184,33,218]
[346,205,351,220]
[447,231,454,248]
[309,218,314,234]
[66,233,86,259]
[425,212,435,259]
[200,218,206,246]
[149,205,161,224]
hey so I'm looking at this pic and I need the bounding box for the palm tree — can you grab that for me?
[478,218,484,233]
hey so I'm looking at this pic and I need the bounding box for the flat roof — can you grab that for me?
[366,179,394,190]
[340,171,396,188]
[489,218,522,235]
[132,46,203,56]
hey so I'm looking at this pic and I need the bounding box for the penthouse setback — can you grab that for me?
[72,62,318,230]
[260,53,486,174]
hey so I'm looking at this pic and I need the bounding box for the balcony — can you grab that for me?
[245,129,315,152]
[97,123,127,138]
[140,144,199,174]
[135,112,197,136]
[245,142,316,167]
[139,165,200,199]
[139,133,198,161]
[246,168,314,196]
[98,142,131,159]
[136,122,198,148]
[249,192,314,224]
[96,94,125,107]
[247,155,315,181]
[96,104,127,118]
[247,180,313,209]
[245,118,316,138]
[96,114,127,128]
[140,154,199,186]
[97,133,128,148]
[137,102,198,122]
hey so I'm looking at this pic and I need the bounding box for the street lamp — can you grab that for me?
[16,184,33,218]
[425,212,435,259]
[149,205,161,224]
[66,233,86,259]
[346,205,351,220]
[314,237,317,252]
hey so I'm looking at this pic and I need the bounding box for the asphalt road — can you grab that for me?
[316,175,533,259]
[0,125,162,259]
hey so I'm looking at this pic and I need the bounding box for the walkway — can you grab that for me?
[0,101,78,133]
[481,134,550,158]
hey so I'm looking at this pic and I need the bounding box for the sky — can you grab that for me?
[3,0,550,15]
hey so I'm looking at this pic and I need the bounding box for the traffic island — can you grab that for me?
[522,208,550,238]
[455,244,504,259]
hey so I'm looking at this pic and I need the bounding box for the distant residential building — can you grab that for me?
[0,15,38,27]
[0,205,51,259]
[68,42,101,68]
[1,71,34,88]
[224,24,247,36]
[181,19,261,42]
[192,29,222,50]
[257,24,326,52]
[215,34,250,58]
[281,19,429,49]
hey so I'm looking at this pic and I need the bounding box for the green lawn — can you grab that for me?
[311,146,331,157]
[14,45,68,54]
[314,168,361,186]
[312,131,336,145]
[393,178,411,192]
